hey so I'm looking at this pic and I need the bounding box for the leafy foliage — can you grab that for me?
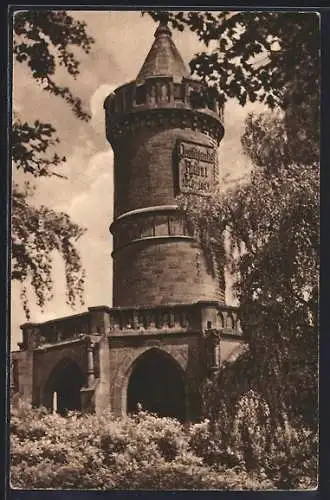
[12,118,66,178]
[11,401,316,490]
[182,112,318,429]
[152,11,320,428]
[144,10,320,457]
[240,111,289,175]
[145,11,319,109]
[12,10,95,316]
[13,10,94,121]
[12,182,86,319]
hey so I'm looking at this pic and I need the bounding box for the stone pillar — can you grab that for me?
[206,329,221,377]
[87,340,95,386]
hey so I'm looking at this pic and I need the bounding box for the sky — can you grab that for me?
[11,10,266,349]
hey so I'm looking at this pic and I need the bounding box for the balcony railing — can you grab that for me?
[19,302,242,350]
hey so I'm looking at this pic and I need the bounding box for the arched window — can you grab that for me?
[160,83,169,102]
[189,90,205,109]
[218,312,225,329]
[226,314,234,329]
[135,85,146,105]
[148,85,156,104]
[174,83,184,100]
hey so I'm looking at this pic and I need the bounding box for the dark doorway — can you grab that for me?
[127,349,185,421]
[44,359,85,416]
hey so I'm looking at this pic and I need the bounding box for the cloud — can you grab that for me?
[90,84,117,118]
[67,149,114,227]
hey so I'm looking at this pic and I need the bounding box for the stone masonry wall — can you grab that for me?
[113,126,217,218]
[111,123,223,308]
[34,341,88,407]
[108,332,205,420]
[113,238,224,307]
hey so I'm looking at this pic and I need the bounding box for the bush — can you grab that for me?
[10,400,316,490]
[203,390,318,489]
[262,424,318,489]
[188,419,242,468]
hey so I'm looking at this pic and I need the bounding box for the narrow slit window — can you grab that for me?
[135,85,146,105]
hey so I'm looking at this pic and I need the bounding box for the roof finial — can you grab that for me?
[154,12,172,38]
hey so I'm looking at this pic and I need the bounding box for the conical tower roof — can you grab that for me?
[136,21,189,83]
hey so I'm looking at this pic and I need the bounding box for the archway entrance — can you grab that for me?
[44,359,85,416]
[127,349,186,421]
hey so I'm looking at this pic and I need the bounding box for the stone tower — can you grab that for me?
[104,21,225,308]
[12,21,244,421]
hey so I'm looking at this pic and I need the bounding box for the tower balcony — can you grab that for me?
[104,76,224,145]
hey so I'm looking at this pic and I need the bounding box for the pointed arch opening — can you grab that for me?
[43,358,85,416]
[126,348,186,421]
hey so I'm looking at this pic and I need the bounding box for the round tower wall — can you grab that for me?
[105,55,225,309]
[113,238,225,307]
[112,125,218,218]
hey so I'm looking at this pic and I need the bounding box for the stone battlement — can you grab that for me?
[18,302,242,351]
[104,77,224,145]
[104,76,224,120]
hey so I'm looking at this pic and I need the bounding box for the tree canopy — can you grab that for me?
[183,110,318,428]
[12,10,95,319]
[146,11,319,109]
[13,10,93,121]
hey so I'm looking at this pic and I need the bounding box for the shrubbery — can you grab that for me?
[10,397,317,490]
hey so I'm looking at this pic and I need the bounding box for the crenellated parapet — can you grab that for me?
[107,302,242,337]
[19,303,243,350]
[18,312,91,350]
[104,76,224,145]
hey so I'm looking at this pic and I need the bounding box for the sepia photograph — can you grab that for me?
[10,9,319,490]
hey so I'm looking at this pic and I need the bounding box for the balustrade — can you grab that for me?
[20,303,242,349]
[105,76,224,119]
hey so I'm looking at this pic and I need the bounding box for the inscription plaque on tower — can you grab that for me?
[176,140,217,195]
